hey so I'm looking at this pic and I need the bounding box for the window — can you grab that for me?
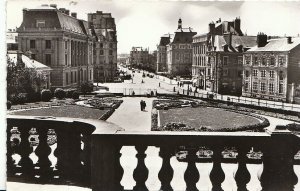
[65,54,68,65]
[90,70,92,80]
[223,56,228,66]
[244,82,249,92]
[269,83,274,93]
[278,56,285,66]
[238,70,243,78]
[30,40,36,49]
[237,56,243,65]
[261,57,266,66]
[109,50,113,56]
[36,20,45,28]
[260,82,266,92]
[100,43,103,48]
[253,82,258,90]
[45,40,51,49]
[269,70,275,78]
[253,56,258,65]
[270,57,275,66]
[245,55,251,65]
[65,41,68,49]
[253,69,258,77]
[71,72,73,83]
[223,69,228,76]
[261,70,266,77]
[45,54,51,66]
[109,43,113,48]
[279,71,284,81]
[245,70,250,78]
[100,50,104,55]
[279,83,284,94]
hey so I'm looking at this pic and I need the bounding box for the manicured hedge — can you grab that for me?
[54,88,66,99]
[41,89,52,102]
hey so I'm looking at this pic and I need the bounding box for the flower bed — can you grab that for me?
[85,98,123,110]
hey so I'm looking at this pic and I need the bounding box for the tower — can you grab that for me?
[178,18,182,29]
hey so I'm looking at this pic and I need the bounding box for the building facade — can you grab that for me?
[156,35,171,73]
[7,29,18,51]
[242,35,300,103]
[129,47,149,69]
[88,11,117,83]
[17,4,95,88]
[166,18,197,77]
[206,17,257,96]
[192,34,208,89]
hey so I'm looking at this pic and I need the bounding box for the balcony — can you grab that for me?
[7,115,300,191]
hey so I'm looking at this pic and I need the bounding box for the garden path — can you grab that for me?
[107,97,155,131]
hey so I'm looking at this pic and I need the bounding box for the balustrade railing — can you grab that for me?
[7,115,300,191]
[6,115,121,187]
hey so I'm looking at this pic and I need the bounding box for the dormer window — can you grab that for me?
[36,20,45,28]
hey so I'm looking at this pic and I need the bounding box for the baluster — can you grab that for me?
[114,144,124,191]
[80,127,94,186]
[133,145,149,191]
[184,148,199,191]
[259,127,298,191]
[18,125,35,180]
[54,125,82,183]
[6,124,16,177]
[234,146,251,191]
[209,146,225,191]
[158,146,174,191]
[35,126,52,182]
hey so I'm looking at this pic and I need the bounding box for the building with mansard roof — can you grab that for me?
[17,4,95,88]
[88,11,117,82]
[243,35,300,103]
[166,18,197,76]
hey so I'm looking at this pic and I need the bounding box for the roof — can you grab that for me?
[7,51,52,71]
[193,33,208,38]
[175,28,195,33]
[172,30,197,44]
[159,36,171,46]
[211,35,256,52]
[248,37,300,52]
[57,11,85,34]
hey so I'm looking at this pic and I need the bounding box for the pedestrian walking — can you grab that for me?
[142,100,146,111]
[140,100,143,111]
[159,82,160,87]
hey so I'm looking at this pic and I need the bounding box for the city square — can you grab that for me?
[3,1,300,191]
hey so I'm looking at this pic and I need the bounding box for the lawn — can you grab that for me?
[159,107,262,130]
[10,105,109,120]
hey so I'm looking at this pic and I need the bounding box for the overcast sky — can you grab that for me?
[6,0,300,54]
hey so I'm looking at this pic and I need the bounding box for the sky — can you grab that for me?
[6,0,300,54]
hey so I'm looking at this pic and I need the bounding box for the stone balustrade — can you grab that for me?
[7,115,300,191]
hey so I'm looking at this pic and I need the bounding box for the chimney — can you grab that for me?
[71,12,77,18]
[50,4,57,9]
[178,18,182,29]
[209,22,215,35]
[287,36,292,44]
[65,9,70,15]
[234,17,241,32]
[257,32,268,47]
[22,8,28,19]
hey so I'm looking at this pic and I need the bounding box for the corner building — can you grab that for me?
[17,4,95,88]
[243,35,300,103]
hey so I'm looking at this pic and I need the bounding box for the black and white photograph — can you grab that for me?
[2,0,300,190]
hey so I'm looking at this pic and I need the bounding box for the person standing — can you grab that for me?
[142,100,146,111]
[140,100,143,111]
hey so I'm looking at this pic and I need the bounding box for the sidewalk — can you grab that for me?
[107,97,155,131]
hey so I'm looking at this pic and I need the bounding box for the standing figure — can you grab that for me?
[143,101,146,111]
[140,100,143,111]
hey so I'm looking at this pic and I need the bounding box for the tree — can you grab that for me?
[7,56,46,101]
[80,82,94,96]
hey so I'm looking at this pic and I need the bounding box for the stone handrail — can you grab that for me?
[92,128,300,191]
[6,115,300,191]
[6,115,122,187]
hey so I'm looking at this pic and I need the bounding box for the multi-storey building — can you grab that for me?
[166,18,196,76]
[88,11,117,82]
[6,29,18,51]
[17,4,95,88]
[206,17,257,96]
[242,34,300,103]
[192,33,208,89]
[156,34,171,73]
[129,47,149,69]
